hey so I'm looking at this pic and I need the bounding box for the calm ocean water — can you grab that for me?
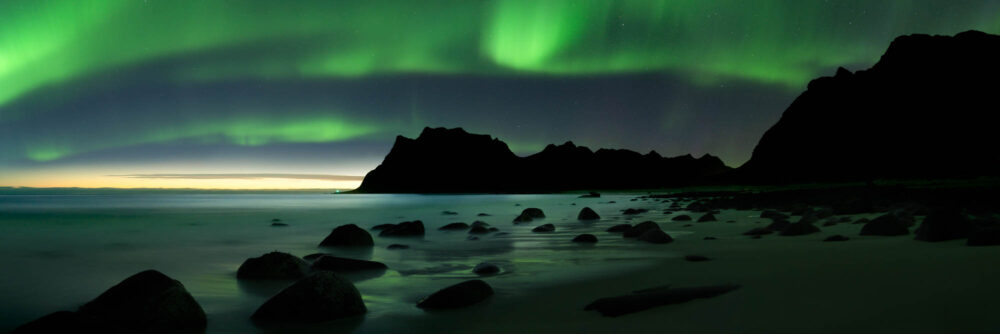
[0,193,682,333]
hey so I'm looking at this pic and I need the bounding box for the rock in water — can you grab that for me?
[379,220,425,237]
[320,224,374,247]
[417,280,494,310]
[671,215,692,221]
[11,311,95,334]
[697,213,717,222]
[743,227,773,236]
[473,262,501,275]
[532,224,556,233]
[623,221,660,238]
[521,208,545,218]
[779,222,821,236]
[251,272,366,323]
[606,224,632,232]
[578,207,601,220]
[237,252,310,280]
[572,234,599,243]
[387,244,410,250]
[579,191,601,198]
[638,229,674,244]
[439,222,470,230]
[80,270,207,333]
[310,256,388,273]
[915,208,971,242]
[584,284,741,317]
[766,219,791,232]
[860,213,910,236]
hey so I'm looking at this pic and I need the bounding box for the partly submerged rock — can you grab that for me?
[251,272,366,323]
[379,220,425,237]
[697,213,717,222]
[671,215,692,221]
[320,224,374,247]
[638,229,674,244]
[579,191,601,198]
[623,221,660,238]
[387,244,410,250]
[237,252,310,280]
[532,224,555,233]
[606,224,632,232]
[310,256,388,273]
[572,234,599,243]
[684,255,711,262]
[472,262,500,275]
[438,222,471,231]
[584,284,741,317]
[578,207,601,220]
[417,280,494,310]
[743,227,773,236]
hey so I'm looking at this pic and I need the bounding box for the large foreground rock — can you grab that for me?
[584,284,741,317]
[623,221,660,238]
[15,270,207,334]
[320,224,374,247]
[237,252,310,280]
[251,272,366,323]
[417,280,494,310]
[779,222,820,236]
[638,229,674,244]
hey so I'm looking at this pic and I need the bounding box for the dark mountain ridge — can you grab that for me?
[355,127,730,193]
[738,30,1000,183]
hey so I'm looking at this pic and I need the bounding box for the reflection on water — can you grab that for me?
[0,194,679,333]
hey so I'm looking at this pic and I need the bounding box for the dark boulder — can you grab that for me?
[968,227,1000,246]
[438,222,470,231]
[237,252,310,280]
[271,222,288,227]
[532,224,555,233]
[578,207,601,220]
[468,225,491,234]
[671,215,692,221]
[77,270,207,333]
[379,220,425,237]
[853,217,871,225]
[251,272,366,323]
[579,191,601,198]
[697,213,717,222]
[416,280,494,310]
[572,234,599,243]
[703,236,717,240]
[11,311,97,334]
[310,256,388,273]
[824,235,850,242]
[441,210,458,215]
[512,208,546,223]
[584,284,741,317]
[915,208,971,242]
[370,224,395,231]
[623,221,660,238]
[606,224,632,232]
[477,213,491,216]
[303,253,331,261]
[387,244,410,250]
[860,213,910,236]
[622,208,648,215]
[320,224,374,247]
[779,222,821,236]
[512,213,533,223]
[473,262,500,275]
[638,229,674,244]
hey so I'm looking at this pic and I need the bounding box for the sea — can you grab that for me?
[0,193,682,333]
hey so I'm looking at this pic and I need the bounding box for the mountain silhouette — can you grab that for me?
[355,127,730,193]
[738,30,1000,183]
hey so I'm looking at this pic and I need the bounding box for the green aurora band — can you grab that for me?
[1,0,999,162]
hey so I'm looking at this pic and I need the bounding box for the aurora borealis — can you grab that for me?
[2,1,999,189]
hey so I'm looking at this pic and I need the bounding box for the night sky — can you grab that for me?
[2,1,998,189]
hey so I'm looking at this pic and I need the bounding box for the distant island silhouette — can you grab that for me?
[356,30,1000,193]
[355,127,729,193]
